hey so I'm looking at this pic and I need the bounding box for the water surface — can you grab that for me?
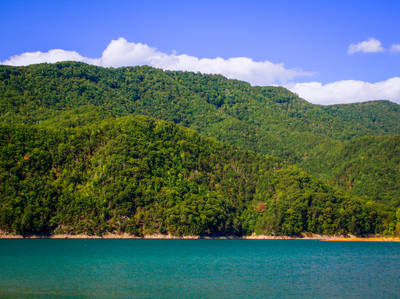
[0,239,399,298]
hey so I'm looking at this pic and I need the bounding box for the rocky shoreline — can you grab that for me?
[1,232,399,241]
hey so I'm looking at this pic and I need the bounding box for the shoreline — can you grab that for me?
[1,232,399,241]
[323,237,400,242]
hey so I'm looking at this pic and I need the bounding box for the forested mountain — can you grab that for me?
[300,135,400,207]
[0,114,387,236]
[0,62,399,236]
[1,62,399,161]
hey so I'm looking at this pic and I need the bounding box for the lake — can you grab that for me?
[0,239,399,298]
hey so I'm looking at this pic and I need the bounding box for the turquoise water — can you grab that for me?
[0,240,399,298]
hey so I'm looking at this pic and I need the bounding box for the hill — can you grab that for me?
[1,62,399,162]
[300,135,400,207]
[0,114,386,236]
[0,62,399,236]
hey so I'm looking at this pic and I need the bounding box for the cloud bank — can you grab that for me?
[288,77,400,105]
[2,37,310,86]
[348,38,385,54]
[2,37,399,105]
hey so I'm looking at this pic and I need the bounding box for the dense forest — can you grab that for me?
[300,135,400,207]
[0,62,399,236]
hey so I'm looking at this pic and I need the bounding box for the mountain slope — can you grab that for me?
[0,62,399,236]
[1,62,399,163]
[0,114,384,236]
[300,135,400,207]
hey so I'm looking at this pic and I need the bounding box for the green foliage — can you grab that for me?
[0,115,382,236]
[300,135,400,208]
[1,62,399,163]
[0,62,399,236]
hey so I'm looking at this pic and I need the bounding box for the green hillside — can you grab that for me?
[0,62,399,236]
[301,135,400,207]
[1,62,399,162]
[1,114,386,236]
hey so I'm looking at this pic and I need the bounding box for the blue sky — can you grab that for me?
[1,0,399,104]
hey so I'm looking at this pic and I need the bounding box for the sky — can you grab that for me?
[1,0,399,105]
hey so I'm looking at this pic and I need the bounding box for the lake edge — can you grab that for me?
[1,232,399,241]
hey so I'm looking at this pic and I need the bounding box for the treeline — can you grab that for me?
[0,115,393,236]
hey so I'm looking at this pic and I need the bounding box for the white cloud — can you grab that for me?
[390,44,400,53]
[2,37,399,105]
[2,49,100,66]
[348,38,385,54]
[288,77,400,105]
[1,37,311,85]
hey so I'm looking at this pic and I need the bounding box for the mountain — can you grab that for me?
[1,62,399,161]
[301,135,400,206]
[1,114,383,236]
[0,62,399,236]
